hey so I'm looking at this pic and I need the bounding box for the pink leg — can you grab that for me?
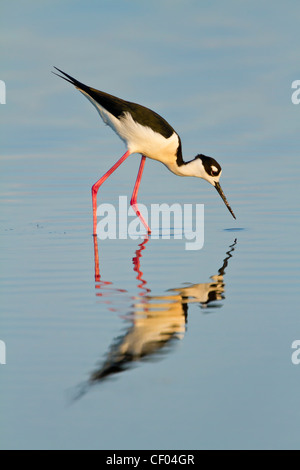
[130,155,151,234]
[92,150,131,235]
[133,237,151,294]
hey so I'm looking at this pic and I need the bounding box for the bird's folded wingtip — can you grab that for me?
[52,67,81,87]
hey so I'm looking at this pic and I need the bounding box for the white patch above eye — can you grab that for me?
[211,166,218,173]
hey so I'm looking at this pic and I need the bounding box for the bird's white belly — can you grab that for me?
[119,112,180,164]
[79,90,179,165]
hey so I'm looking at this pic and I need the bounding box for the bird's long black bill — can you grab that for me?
[215,182,236,219]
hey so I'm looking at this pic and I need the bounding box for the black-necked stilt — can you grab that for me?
[53,67,236,234]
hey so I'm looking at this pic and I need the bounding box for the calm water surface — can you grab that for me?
[2,0,300,450]
[1,145,299,449]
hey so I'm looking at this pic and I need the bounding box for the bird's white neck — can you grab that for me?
[166,158,207,179]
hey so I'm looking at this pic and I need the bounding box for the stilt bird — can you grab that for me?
[53,67,236,234]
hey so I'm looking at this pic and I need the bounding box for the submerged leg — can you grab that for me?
[130,155,151,234]
[92,150,131,235]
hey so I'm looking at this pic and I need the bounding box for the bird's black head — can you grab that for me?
[196,154,222,178]
[195,154,236,220]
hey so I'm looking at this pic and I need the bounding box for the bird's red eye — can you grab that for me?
[210,166,219,176]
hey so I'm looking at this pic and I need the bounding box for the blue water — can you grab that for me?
[1,0,300,450]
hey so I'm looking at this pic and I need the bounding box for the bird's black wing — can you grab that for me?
[53,67,175,139]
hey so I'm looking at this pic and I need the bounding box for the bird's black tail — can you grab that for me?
[52,67,87,90]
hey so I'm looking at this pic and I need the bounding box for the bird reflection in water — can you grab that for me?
[73,237,237,399]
